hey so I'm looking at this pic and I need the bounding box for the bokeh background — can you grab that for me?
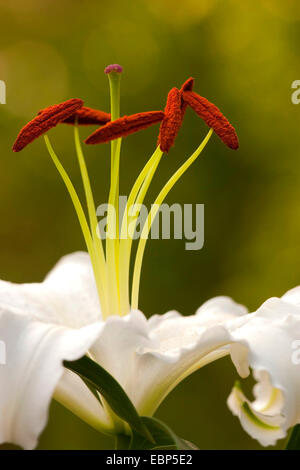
[0,0,299,450]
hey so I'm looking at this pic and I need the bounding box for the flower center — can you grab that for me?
[43,66,213,319]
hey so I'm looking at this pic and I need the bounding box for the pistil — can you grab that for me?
[105,65,123,315]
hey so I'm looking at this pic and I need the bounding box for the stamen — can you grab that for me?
[180,77,194,92]
[119,146,163,315]
[156,78,194,152]
[180,77,194,120]
[12,99,83,152]
[182,91,239,150]
[74,124,109,317]
[62,107,111,125]
[43,135,107,316]
[131,129,213,310]
[158,87,182,152]
[85,111,164,145]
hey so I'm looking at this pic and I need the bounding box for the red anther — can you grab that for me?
[158,88,182,152]
[180,77,194,93]
[182,91,239,150]
[62,107,111,126]
[13,98,84,152]
[85,111,164,145]
[180,77,194,120]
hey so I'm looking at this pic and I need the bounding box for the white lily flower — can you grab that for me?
[227,286,300,447]
[6,64,295,450]
[3,249,300,449]
[0,251,249,449]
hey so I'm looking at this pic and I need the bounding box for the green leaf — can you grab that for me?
[81,377,103,406]
[286,425,300,450]
[114,434,131,450]
[129,416,199,450]
[63,356,152,442]
[64,356,198,450]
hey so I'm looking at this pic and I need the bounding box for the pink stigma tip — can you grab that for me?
[104,64,123,74]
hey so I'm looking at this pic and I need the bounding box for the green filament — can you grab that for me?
[74,125,109,317]
[119,146,163,315]
[131,128,213,310]
[44,135,107,315]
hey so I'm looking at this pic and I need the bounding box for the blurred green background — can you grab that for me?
[0,0,299,450]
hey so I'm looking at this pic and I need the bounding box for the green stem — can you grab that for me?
[131,129,213,310]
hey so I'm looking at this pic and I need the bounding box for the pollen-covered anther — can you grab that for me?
[12,98,84,152]
[180,77,194,93]
[62,107,111,126]
[158,87,182,152]
[85,111,164,145]
[180,77,194,121]
[182,91,239,150]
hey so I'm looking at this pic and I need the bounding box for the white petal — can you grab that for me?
[0,310,102,449]
[281,285,300,308]
[0,251,101,327]
[0,252,105,448]
[227,378,285,446]
[196,295,248,323]
[90,297,247,417]
[227,294,300,446]
[43,251,101,326]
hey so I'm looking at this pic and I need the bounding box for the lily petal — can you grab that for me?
[0,311,102,449]
[43,252,102,327]
[0,252,101,327]
[0,252,105,448]
[227,291,300,446]
[89,297,247,417]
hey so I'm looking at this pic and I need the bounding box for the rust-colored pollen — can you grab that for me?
[158,88,182,152]
[62,107,111,125]
[182,91,239,150]
[85,111,164,145]
[180,77,194,93]
[180,77,194,120]
[13,98,84,152]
